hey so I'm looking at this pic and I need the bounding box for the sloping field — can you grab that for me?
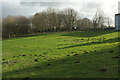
[2,30,120,78]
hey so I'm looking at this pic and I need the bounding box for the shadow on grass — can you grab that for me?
[61,30,117,37]
[3,33,51,40]
[58,37,119,49]
[15,33,50,39]
[2,46,119,79]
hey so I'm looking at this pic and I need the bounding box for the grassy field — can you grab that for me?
[2,30,120,78]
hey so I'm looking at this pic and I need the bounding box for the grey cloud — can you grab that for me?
[80,1,102,12]
[2,2,99,19]
[78,1,103,19]
[0,2,2,18]
[2,2,20,18]
[86,2,102,8]
[20,2,63,7]
[2,2,45,18]
[2,1,117,23]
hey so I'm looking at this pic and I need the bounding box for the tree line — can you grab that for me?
[2,8,113,38]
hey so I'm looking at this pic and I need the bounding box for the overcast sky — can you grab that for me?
[1,0,119,22]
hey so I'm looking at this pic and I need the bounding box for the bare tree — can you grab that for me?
[3,8,113,39]
[77,18,93,30]
[15,16,30,35]
[0,17,2,38]
[92,9,106,29]
[60,8,78,31]
[105,17,113,28]
[2,15,17,38]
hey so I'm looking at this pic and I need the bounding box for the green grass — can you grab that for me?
[2,30,120,78]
